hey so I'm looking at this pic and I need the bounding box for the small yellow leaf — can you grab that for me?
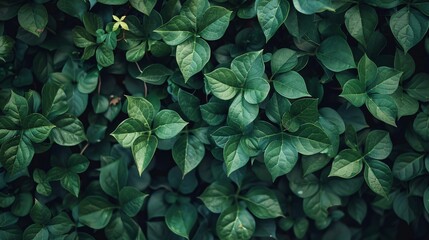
[112,15,120,21]
[120,22,129,31]
[112,22,120,31]
[120,15,126,21]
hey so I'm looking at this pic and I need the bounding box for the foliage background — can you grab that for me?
[1,0,429,239]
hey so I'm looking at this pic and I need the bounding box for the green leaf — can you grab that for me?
[347,198,367,224]
[57,0,87,19]
[153,110,188,139]
[181,0,209,27]
[365,94,398,127]
[47,212,73,236]
[126,96,155,127]
[264,136,298,181]
[11,193,33,217]
[344,5,378,48]
[96,43,114,67]
[228,94,259,129]
[22,114,53,143]
[405,73,429,102]
[3,91,29,122]
[132,133,158,175]
[18,3,48,37]
[224,136,249,176]
[154,15,195,45]
[199,181,234,213]
[51,114,86,146]
[393,192,419,224]
[173,134,205,176]
[136,64,173,85]
[41,83,69,120]
[82,13,103,36]
[30,200,51,224]
[243,77,270,104]
[316,36,355,72]
[216,204,255,240]
[198,6,232,41]
[358,54,378,86]
[78,196,115,229]
[0,116,19,144]
[424,187,429,214]
[289,123,331,155]
[367,67,402,94]
[200,99,228,126]
[329,149,364,179]
[257,0,290,41]
[391,87,419,119]
[243,186,283,219]
[178,89,201,121]
[211,126,241,148]
[126,41,146,62]
[130,0,156,15]
[23,224,48,240]
[99,159,127,198]
[303,188,341,220]
[364,160,392,198]
[273,71,310,99]
[91,95,109,114]
[413,112,429,141]
[176,37,210,81]
[282,98,319,132]
[393,152,425,181]
[111,118,150,147]
[165,203,197,239]
[390,7,429,53]
[119,186,148,217]
[205,68,242,100]
[0,36,15,60]
[0,135,34,174]
[270,48,298,76]
[265,93,291,124]
[340,79,367,107]
[364,130,392,160]
[231,51,264,82]
[72,26,95,48]
[97,0,128,5]
[60,172,80,197]
[292,0,342,14]
[77,68,99,94]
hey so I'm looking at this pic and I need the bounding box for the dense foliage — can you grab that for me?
[1,0,429,239]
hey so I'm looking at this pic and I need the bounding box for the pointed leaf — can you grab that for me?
[176,37,210,81]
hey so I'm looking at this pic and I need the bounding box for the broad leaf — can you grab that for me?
[243,186,283,219]
[119,186,148,217]
[126,96,155,127]
[0,135,34,174]
[205,68,242,100]
[223,136,249,176]
[18,3,48,37]
[289,123,331,155]
[165,203,197,239]
[273,71,310,99]
[365,94,398,127]
[111,118,151,147]
[316,36,355,72]
[264,136,298,181]
[51,114,86,146]
[41,83,69,120]
[345,5,378,48]
[172,134,205,176]
[329,149,364,179]
[393,152,425,181]
[405,73,429,102]
[231,51,264,83]
[176,37,211,81]
[216,205,255,240]
[132,134,158,175]
[271,48,298,76]
[257,0,290,41]
[340,79,367,107]
[199,181,234,213]
[364,130,392,160]
[367,67,402,95]
[390,7,429,53]
[155,15,195,45]
[243,77,270,104]
[153,110,188,139]
[79,196,115,229]
[228,94,259,129]
[198,6,232,41]
[364,160,392,198]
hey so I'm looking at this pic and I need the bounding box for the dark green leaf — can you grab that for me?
[364,160,392,198]
[78,196,115,229]
[18,3,47,37]
[257,0,290,41]
[198,6,232,41]
[176,37,210,81]
[216,204,255,240]
[51,114,86,146]
[165,203,197,239]
[243,186,283,219]
[119,186,148,217]
[316,36,355,72]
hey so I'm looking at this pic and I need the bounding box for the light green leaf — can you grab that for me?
[340,79,367,107]
[368,67,402,94]
[126,96,155,127]
[364,160,392,198]
[136,64,173,85]
[329,149,364,179]
[316,36,355,72]
[224,136,249,176]
[216,205,255,240]
[51,114,86,146]
[176,37,210,81]
[292,0,343,15]
[364,130,392,160]
[205,68,242,100]
[22,113,54,143]
[358,54,378,86]
[130,0,156,15]
[132,134,158,175]
[270,48,298,76]
[173,134,205,176]
[199,181,234,214]
[154,15,195,46]
[97,0,128,5]
[198,6,232,41]
[257,0,290,41]
[273,71,310,99]
[345,5,378,48]
[231,51,264,82]
[111,118,151,148]
[126,41,146,62]
[165,203,197,239]
[288,123,331,155]
[77,68,99,94]
[0,135,34,175]
[393,152,425,181]
[390,7,429,53]
[228,94,259,129]
[264,136,298,181]
[60,172,80,197]
[119,186,148,217]
[365,94,398,127]
[243,77,270,104]
[243,186,283,219]
[18,3,47,37]
[78,196,115,229]
[41,83,69,120]
[153,110,188,139]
